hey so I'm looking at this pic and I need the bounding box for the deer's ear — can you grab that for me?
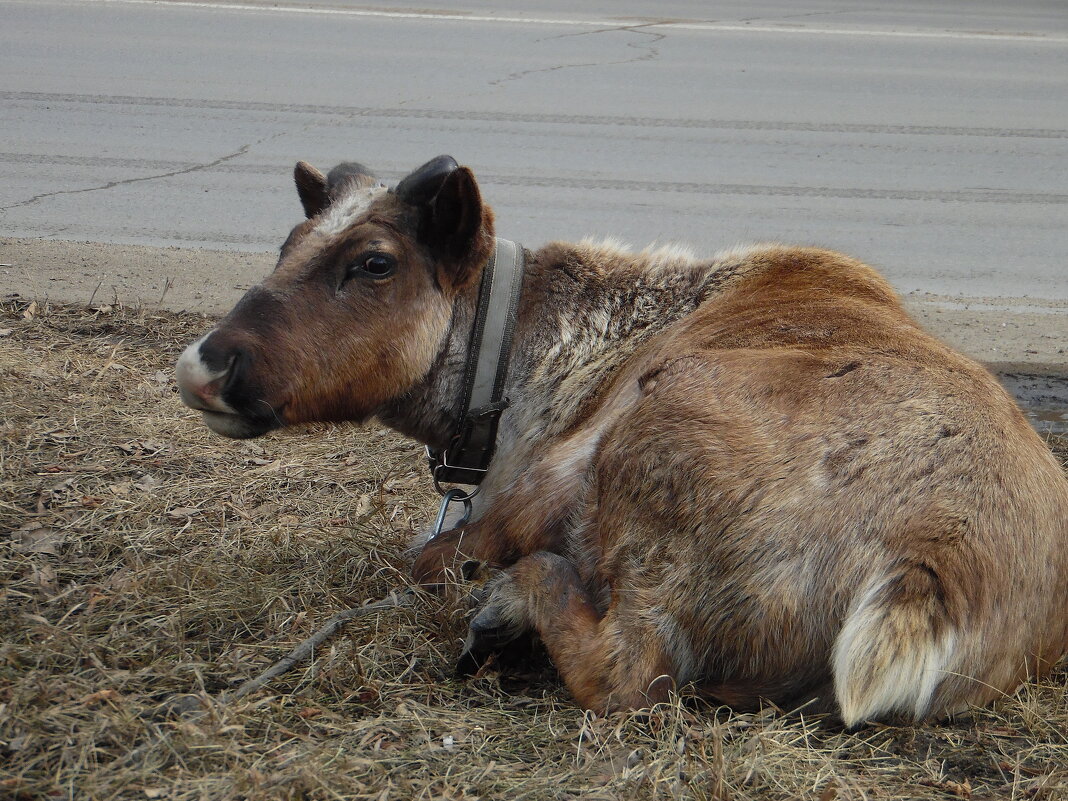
[424,167,486,263]
[294,161,329,218]
[396,157,493,289]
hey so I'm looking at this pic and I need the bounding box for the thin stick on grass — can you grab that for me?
[109,587,416,771]
[223,587,415,702]
[157,277,174,307]
[87,279,104,306]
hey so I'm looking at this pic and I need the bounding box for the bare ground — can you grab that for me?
[1,299,1067,801]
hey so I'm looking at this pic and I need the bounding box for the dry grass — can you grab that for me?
[1,298,1066,801]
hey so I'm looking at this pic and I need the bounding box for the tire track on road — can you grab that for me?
[4,91,1065,140]
[3,152,1064,206]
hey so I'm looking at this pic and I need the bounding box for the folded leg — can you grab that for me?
[460,551,676,712]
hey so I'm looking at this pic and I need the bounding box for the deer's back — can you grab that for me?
[582,246,1068,701]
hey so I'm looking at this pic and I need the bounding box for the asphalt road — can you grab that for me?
[3,0,1068,298]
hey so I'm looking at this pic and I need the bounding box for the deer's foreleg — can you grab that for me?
[459,551,676,713]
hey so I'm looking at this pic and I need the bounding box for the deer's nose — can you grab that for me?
[175,332,239,414]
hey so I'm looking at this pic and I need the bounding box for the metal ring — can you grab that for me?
[432,464,481,501]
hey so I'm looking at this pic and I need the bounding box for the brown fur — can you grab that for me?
[177,158,1068,727]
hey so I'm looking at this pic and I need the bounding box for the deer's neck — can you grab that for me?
[377,241,741,470]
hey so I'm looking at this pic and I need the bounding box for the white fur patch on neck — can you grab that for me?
[314,185,387,237]
[577,235,633,255]
[640,241,697,265]
[576,236,697,267]
[712,243,778,262]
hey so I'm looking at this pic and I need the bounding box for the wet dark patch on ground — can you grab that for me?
[997,371,1068,436]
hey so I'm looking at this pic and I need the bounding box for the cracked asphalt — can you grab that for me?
[1,0,1065,428]
[1,142,262,213]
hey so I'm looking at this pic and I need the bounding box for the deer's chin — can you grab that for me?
[201,410,277,439]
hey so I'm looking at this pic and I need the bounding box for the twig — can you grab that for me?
[87,279,103,307]
[157,277,174,306]
[224,588,415,703]
[106,587,416,771]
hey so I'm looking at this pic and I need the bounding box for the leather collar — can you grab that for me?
[427,238,525,488]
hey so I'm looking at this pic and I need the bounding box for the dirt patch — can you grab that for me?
[2,300,1067,800]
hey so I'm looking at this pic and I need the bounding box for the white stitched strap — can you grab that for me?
[467,238,522,412]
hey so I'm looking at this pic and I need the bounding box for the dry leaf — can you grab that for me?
[81,689,120,706]
[31,564,58,595]
[107,569,140,592]
[118,439,168,456]
[166,507,200,519]
[13,525,65,556]
[85,590,108,613]
[133,474,161,492]
[919,778,972,799]
[249,502,278,517]
[49,477,75,494]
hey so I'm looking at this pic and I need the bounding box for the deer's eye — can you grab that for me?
[346,253,396,281]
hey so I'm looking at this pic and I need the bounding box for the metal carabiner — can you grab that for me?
[429,487,473,541]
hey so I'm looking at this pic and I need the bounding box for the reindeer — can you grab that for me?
[176,156,1068,727]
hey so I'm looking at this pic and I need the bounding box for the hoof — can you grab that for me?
[456,575,528,676]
